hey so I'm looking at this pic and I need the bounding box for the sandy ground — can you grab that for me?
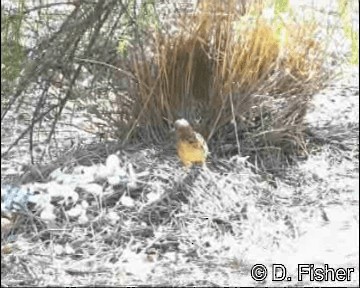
[1,67,358,287]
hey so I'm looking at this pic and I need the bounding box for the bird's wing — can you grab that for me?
[193,132,209,155]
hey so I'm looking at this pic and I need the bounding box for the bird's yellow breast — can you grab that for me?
[176,139,207,165]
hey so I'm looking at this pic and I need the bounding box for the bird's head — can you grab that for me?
[174,118,194,138]
[174,118,190,129]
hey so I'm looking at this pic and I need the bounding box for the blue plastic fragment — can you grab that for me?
[1,185,33,213]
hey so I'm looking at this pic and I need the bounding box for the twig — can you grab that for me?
[74,57,135,80]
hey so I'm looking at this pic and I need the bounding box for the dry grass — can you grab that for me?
[102,0,335,163]
[2,129,358,285]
